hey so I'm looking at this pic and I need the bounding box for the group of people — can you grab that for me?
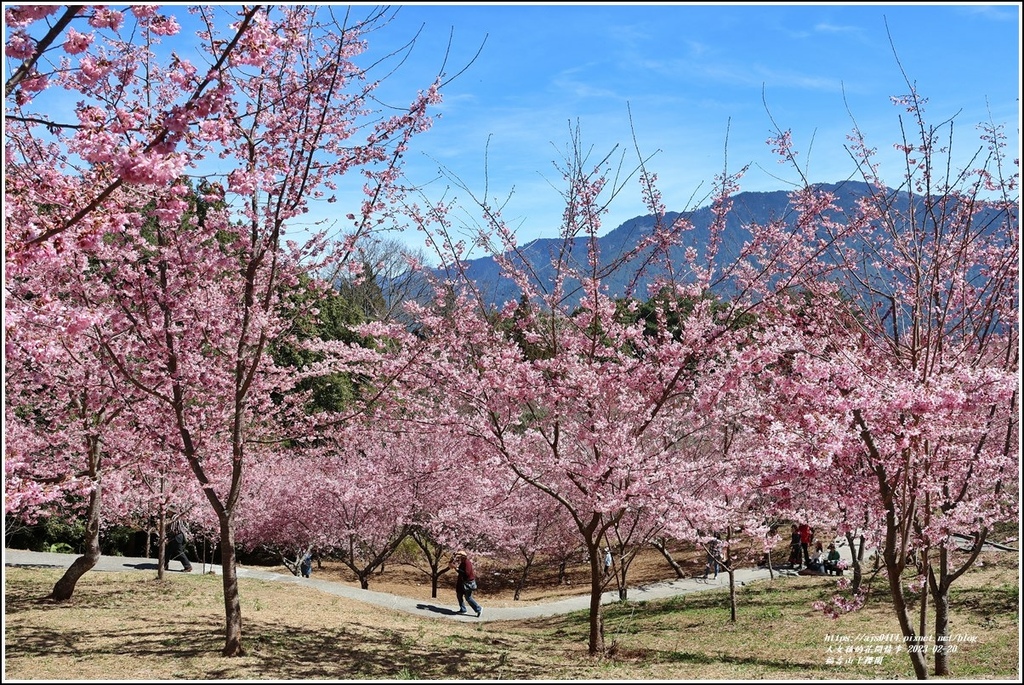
[789,523,844,575]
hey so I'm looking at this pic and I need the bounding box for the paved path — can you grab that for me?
[8,538,1012,623]
[4,547,807,623]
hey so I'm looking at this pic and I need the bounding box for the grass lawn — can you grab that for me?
[3,548,1018,681]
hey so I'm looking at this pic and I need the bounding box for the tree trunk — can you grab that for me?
[586,544,604,656]
[157,510,167,580]
[429,558,447,599]
[615,556,627,601]
[727,568,737,622]
[217,516,245,657]
[612,547,634,600]
[932,575,951,676]
[763,547,775,580]
[49,472,102,601]
[408,528,446,599]
[883,546,928,679]
[430,564,444,598]
[722,532,736,621]
[844,531,864,595]
[651,538,686,578]
[917,547,929,652]
[873,477,928,680]
[929,538,984,678]
[341,527,411,592]
[514,551,534,601]
[281,551,300,577]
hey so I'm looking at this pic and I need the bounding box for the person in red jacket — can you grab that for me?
[449,549,482,617]
[797,523,813,567]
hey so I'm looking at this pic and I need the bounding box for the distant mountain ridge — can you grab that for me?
[450,180,892,311]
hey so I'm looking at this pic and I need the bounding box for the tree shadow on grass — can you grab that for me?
[608,643,824,673]
[3,616,518,680]
[586,583,782,622]
[952,583,1018,618]
[247,625,479,679]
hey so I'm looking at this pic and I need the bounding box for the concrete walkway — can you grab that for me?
[8,537,1012,623]
[4,547,806,623]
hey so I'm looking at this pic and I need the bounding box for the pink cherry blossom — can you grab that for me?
[62,27,92,54]
[5,30,36,59]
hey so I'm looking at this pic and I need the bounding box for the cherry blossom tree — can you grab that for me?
[752,82,1018,678]
[326,125,799,656]
[6,248,212,587]
[4,349,116,596]
[291,429,418,592]
[385,425,497,599]
[398,429,509,598]
[4,244,153,598]
[5,4,446,657]
[102,445,211,570]
[663,418,775,622]
[405,527,453,599]
[484,479,580,600]
[236,409,487,593]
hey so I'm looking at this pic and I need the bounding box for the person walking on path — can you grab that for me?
[603,547,613,577]
[703,534,724,579]
[165,515,193,572]
[449,549,482,617]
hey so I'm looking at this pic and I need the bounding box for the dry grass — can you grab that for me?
[3,546,1019,681]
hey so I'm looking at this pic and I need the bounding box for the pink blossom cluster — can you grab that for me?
[813,591,866,620]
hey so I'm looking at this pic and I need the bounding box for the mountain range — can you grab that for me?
[443,180,902,311]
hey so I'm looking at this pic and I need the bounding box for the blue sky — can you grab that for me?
[351,2,1020,255]
[5,3,1020,257]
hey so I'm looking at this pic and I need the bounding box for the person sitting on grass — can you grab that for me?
[800,541,828,575]
[808,541,826,572]
[823,543,843,575]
